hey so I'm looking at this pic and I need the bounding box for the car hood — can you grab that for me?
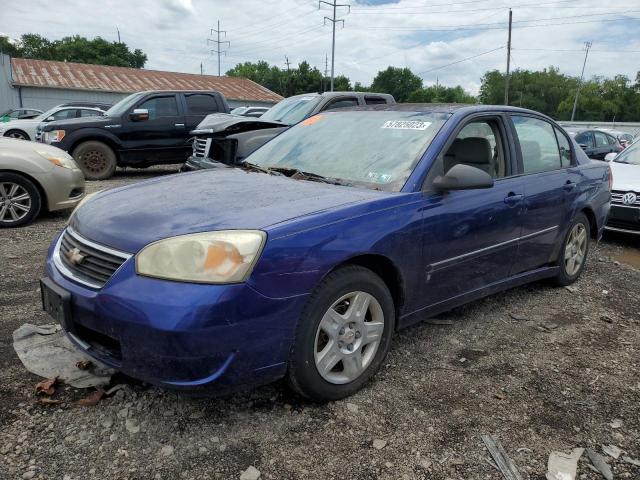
[191,113,286,135]
[43,115,111,131]
[70,168,387,253]
[610,161,640,191]
[0,118,39,131]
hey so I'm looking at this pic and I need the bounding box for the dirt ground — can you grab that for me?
[1,167,639,480]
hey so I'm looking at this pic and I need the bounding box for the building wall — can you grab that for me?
[0,53,20,113]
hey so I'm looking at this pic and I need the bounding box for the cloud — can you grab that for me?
[1,0,639,95]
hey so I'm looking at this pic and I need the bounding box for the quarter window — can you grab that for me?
[554,127,572,167]
[575,131,594,147]
[138,96,179,119]
[185,94,219,114]
[365,97,388,105]
[512,116,562,173]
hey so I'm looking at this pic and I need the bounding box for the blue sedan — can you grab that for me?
[41,105,611,401]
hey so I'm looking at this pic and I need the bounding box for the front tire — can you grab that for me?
[5,130,30,141]
[72,141,117,180]
[0,173,42,228]
[554,212,590,286]
[287,265,395,402]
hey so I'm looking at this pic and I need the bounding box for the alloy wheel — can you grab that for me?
[0,182,32,223]
[7,131,27,140]
[564,223,587,276]
[314,291,385,385]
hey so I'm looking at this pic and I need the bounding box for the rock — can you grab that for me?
[102,418,114,429]
[600,315,613,324]
[459,357,467,363]
[565,286,578,293]
[419,459,432,470]
[159,445,174,457]
[509,312,528,321]
[240,466,261,480]
[125,418,140,434]
[609,418,623,429]
[586,449,613,480]
[346,403,358,413]
[372,439,387,450]
[22,471,35,479]
[622,456,640,467]
[602,444,622,459]
[117,407,129,418]
[546,447,584,480]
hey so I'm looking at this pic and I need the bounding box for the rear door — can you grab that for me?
[509,115,579,274]
[592,131,613,160]
[183,93,223,132]
[121,94,187,163]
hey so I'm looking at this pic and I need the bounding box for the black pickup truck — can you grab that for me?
[41,90,230,179]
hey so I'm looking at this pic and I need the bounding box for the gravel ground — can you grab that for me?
[1,167,639,480]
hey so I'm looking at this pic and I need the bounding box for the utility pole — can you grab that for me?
[200,62,203,75]
[116,27,121,43]
[571,41,592,121]
[504,8,512,105]
[208,20,230,76]
[319,0,350,91]
[284,56,291,97]
[435,76,439,102]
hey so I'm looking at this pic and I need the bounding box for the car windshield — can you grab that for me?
[614,142,640,165]
[260,95,322,125]
[246,110,449,191]
[231,107,248,115]
[105,92,146,117]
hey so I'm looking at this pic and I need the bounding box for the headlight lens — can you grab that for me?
[136,231,266,284]
[45,130,66,143]
[36,149,78,169]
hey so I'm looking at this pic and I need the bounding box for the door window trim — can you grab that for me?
[133,94,181,119]
[422,113,516,192]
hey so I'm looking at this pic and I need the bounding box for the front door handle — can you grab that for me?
[504,192,523,206]
[175,123,185,127]
[563,180,577,191]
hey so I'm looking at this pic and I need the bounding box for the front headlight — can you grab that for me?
[36,149,78,169]
[136,230,266,284]
[45,129,66,143]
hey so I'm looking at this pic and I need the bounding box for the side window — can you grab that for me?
[80,109,102,117]
[185,94,219,115]
[575,131,593,148]
[51,109,77,121]
[512,115,561,174]
[606,134,617,146]
[365,96,388,105]
[593,131,609,148]
[138,96,179,119]
[554,127,572,167]
[323,97,359,110]
[442,119,508,179]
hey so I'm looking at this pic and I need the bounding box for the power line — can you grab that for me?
[349,0,583,15]
[417,46,505,75]
[208,20,230,76]
[319,0,351,92]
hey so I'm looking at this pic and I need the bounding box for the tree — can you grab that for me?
[333,75,352,91]
[0,34,147,68]
[370,67,423,102]
[408,85,475,103]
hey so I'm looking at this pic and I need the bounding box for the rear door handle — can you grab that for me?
[564,181,577,191]
[504,193,523,205]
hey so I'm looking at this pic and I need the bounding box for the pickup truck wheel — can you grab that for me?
[73,141,117,180]
[287,265,395,402]
[554,212,590,286]
[5,130,30,141]
[0,173,42,228]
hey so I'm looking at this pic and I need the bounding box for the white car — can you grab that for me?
[605,144,640,234]
[0,106,106,142]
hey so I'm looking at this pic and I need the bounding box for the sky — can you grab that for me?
[1,0,640,95]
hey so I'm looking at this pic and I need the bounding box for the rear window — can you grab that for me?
[261,96,322,125]
[365,97,388,105]
[186,94,219,114]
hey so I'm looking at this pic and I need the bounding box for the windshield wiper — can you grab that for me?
[267,167,351,186]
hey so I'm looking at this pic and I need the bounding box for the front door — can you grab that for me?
[419,115,524,308]
[121,94,188,163]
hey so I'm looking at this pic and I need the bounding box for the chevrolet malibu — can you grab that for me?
[41,105,611,401]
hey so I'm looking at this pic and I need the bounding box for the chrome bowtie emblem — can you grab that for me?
[622,192,637,205]
[66,247,86,266]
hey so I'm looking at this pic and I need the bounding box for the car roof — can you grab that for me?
[286,91,394,99]
[336,103,558,118]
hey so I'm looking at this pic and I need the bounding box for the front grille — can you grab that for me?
[606,218,640,232]
[611,190,640,206]
[192,137,211,158]
[55,228,131,288]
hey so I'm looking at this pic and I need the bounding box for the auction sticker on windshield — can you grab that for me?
[382,120,432,130]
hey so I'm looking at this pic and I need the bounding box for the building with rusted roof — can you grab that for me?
[0,54,282,112]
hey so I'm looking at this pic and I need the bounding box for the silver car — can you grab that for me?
[0,138,84,227]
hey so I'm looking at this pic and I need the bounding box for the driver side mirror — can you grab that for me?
[129,108,149,121]
[433,164,494,191]
[45,116,55,122]
[604,152,617,162]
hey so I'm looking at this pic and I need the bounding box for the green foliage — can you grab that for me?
[0,34,147,68]
[370,67,423,102]
[408,85,476,104]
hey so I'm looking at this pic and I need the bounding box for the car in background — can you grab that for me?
[59,102,113,110]
[182,91,395,171]
[0,138,84,228]
[595,128,635,148]
[41,90,231,180]
[604,142,640,235]
[230,106,270,118]
[0,106,107,141]
[1,108,44,122]
[41,104,610,401]
[566,128,623,160]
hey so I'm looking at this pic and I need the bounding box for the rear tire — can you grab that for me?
[0,173,41,228]
[73,141,117,180]
[287,265,395,402]
[5,130,30,141]
[554,212,590,286]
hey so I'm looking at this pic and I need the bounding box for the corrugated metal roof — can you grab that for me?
[11,58,283,103]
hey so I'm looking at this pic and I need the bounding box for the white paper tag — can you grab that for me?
[381,120,431,130]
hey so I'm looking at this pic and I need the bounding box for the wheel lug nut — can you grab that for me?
[349,322,355,329]
[339,328,345,335]
[355,331,361,338]
[347,344,354,351]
